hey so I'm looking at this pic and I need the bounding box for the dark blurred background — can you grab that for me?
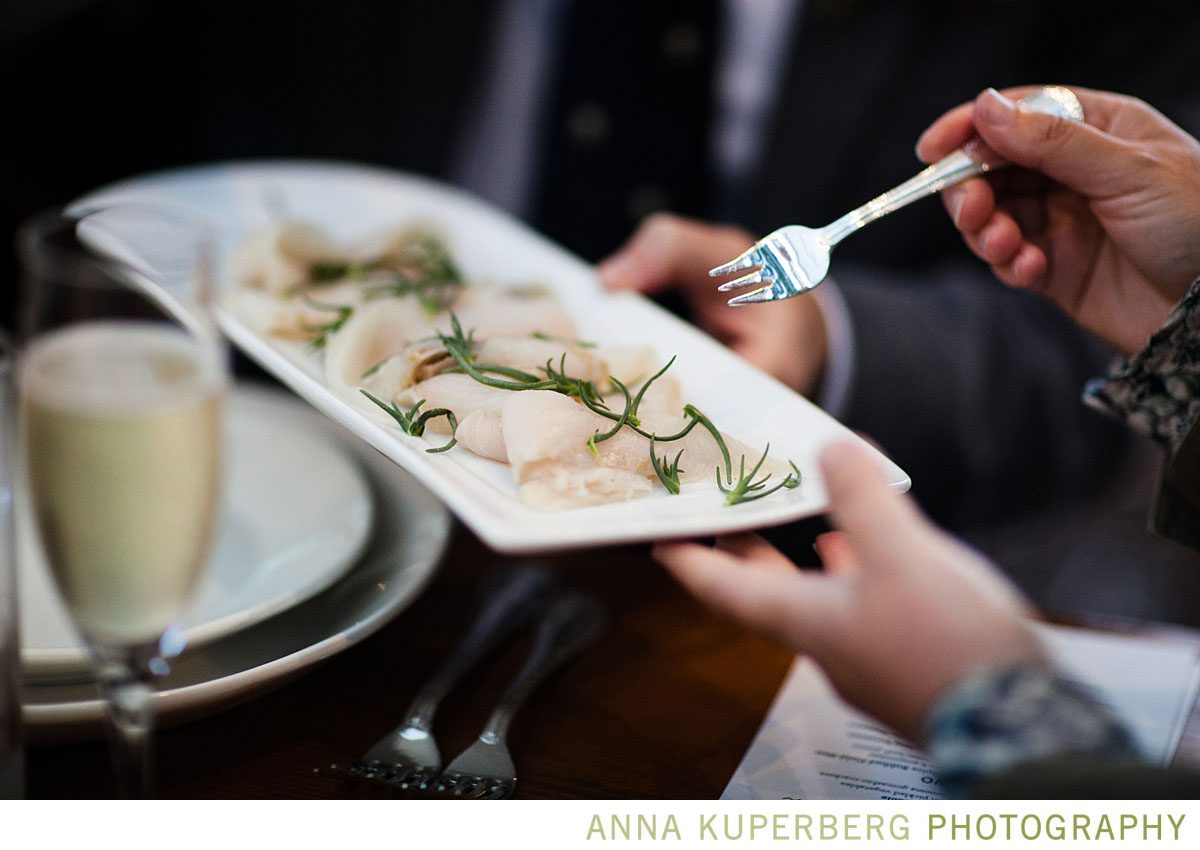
[4,0,1200,623]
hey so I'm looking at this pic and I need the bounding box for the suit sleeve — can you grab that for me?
[833,262,1129,531]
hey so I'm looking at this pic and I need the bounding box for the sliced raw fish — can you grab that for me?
[597,346,660,386]
[397,373,512,434]
[474,337,608,384]
[226,284,364,342]
[501,392,789,508]
[324,298,432,407]
[602,375,682,417]
[500,392,655,508]
[434,288,576,340]
[455,409,508,463]
[229,221,348,294]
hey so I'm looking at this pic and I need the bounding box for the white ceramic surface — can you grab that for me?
[22,387,450,736]
[19,387,375,677]
[79,161,910,553]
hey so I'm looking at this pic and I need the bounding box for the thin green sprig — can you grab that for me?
[368,232,464,316]
[360,390,458,454]
[717,448,802,506]
[438,315,551,389]
[588,377,636,445]
[434,314,798,507]
[303,298,354,350]
[585,355,677,447]
[649,438,685,495]
[310,260,372,283]
[446,362,544,383]
[681,404,731,483]
[313,232,464,316]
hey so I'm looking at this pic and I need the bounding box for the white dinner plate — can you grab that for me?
[19,386,375,678]
[78,161,910,553]
[22,386,450,738]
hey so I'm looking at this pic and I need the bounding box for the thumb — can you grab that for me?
[819,441,927,571]
[597,214,756,296]
[596,214,688,295]
[813,531,861,577]
[973,87,1139,197]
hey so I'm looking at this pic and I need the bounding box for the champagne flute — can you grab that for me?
[16,204,227,798]
[0,332,22,799]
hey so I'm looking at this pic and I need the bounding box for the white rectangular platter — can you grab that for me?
[80,160,910,553]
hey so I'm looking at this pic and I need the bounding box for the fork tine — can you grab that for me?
[727,286,778,307]
[347,760,380,780]
[708,247,760,278]
[440,774,484,798]
[481,780,512,800]
[716,270,766,292]
[462,781,491,799]
[398,767,437,790]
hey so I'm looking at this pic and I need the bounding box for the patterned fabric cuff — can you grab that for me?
[924,662,1139,798]
[1083,277,1200,453]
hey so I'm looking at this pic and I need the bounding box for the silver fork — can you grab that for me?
[348,565,554,789]
[435,592,607,799]
[712,86,1085,305]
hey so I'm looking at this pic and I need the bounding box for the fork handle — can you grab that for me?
[481,593,607,742]
[819,86,1084,248]
[404,565,555,731]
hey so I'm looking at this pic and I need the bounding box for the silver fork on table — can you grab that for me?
[348,565,554,789]
[712,86,1085,305]
[435,592,607,799]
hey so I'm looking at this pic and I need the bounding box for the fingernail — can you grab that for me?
[946,189,965,226]
[818,441,860,474]
[595,255,632,288]
[978,87,1015,125]
[914,133,930,163]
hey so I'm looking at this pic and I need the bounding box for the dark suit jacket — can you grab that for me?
[4,0,1200,542]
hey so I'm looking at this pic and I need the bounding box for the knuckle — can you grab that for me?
[1131,146,1166,174]
[716,223,755,249]
[1030,113,1072,148]
[1119,93,1152,115]
[638,212,684,252]
[642,211,680,237]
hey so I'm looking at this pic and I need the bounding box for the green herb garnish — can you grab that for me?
[309,232,464,316]
[303,298,355,350]
[681,404,732,484]
[717,449,801,506]
[360,390,458,454]
[310,261,370,283]
[650,438,685,495]
[432,313,798,506]
[360,358,388,380]
[362,233,464,316]
[438,317,561,392]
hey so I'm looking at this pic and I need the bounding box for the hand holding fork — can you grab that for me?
[712,86,1085,305]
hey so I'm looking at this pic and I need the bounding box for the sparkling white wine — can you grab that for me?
[21,322,224,648]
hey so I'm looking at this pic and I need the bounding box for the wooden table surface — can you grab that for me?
[22,527,1200,799]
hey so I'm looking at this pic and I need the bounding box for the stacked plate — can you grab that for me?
[20,387,451,739]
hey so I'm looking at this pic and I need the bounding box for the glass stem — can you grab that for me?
[98,660,156,799]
